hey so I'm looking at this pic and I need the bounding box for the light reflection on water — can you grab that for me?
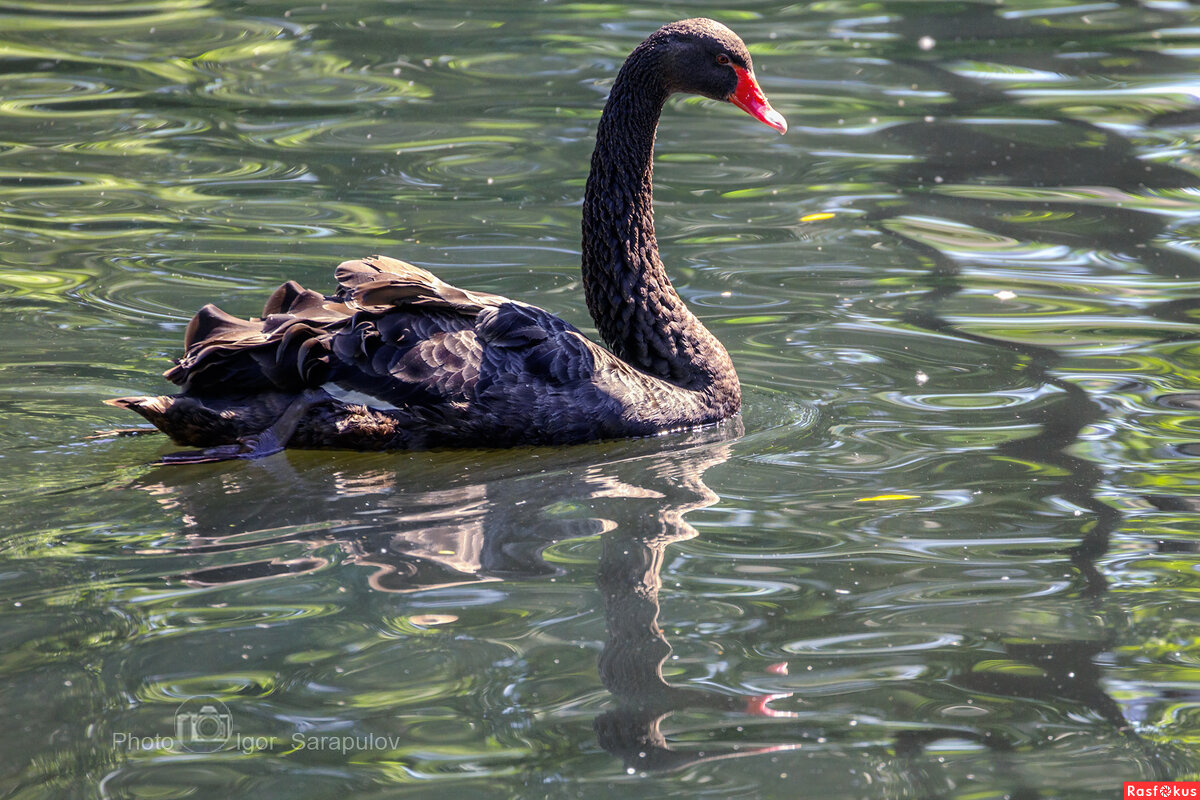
[0,0,1199,797]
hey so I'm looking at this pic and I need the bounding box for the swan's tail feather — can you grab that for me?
[183,304,261,351]
[104,395,172,429]
[105,392,298,447]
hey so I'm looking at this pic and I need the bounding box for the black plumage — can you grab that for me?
[107,18,786,459]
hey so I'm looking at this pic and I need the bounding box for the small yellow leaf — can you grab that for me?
[800,212,835,222]
[855,494,920,502]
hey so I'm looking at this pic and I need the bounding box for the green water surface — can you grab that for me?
[1,1,1198,798]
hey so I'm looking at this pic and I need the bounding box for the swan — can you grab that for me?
[108,18,786,461]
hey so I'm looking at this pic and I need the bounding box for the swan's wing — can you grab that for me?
[164,255,602,413]
[333,254,510,312]
[326,281,599,411]
[165,255,504,394]
[163,285,350,393]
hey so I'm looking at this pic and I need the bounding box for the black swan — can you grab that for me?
[108,18,787,461]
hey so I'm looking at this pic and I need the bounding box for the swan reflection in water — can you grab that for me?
[127,421,798,770]
[124,420,1169,785]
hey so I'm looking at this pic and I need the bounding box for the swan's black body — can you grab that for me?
[108,19,786,457]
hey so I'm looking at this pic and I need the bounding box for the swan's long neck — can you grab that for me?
[581,49,740,413]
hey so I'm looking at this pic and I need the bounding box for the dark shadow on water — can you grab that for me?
[872,233,1195,790]
[871,169,1198,793]
[850,31,1200,777]
[848,3,1200,284]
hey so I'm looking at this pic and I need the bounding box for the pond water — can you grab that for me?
[1,0,1199,797]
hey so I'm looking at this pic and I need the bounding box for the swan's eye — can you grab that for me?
[716,53,731,66]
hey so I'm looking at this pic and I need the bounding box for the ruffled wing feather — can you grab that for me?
[164,255,598,416]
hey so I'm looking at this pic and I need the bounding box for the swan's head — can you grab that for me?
[648,18,787,135]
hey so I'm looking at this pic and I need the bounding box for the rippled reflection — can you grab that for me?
[64,418,1188,793]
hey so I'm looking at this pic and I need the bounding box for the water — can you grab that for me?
[1,0,1198,797]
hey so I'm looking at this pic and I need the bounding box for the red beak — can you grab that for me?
[729,65,787,134]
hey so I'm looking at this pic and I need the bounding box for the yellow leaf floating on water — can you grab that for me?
[800,212,835,222]
[855,493,920,502]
